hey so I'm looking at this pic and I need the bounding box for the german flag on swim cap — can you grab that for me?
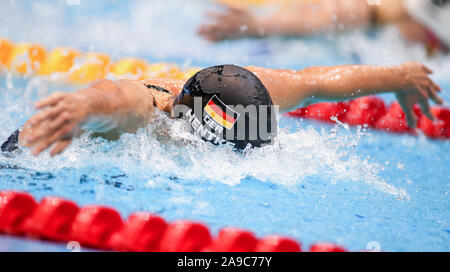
[204,95,240,130]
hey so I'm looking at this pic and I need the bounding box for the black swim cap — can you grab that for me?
[174,65,278,149]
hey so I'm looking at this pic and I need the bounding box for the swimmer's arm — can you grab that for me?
[248,62,443,127]
[19,79,154,156]
[78,79,155,133]
[199,0,372,41]
[254,0,372,36]
[258,0,409,36]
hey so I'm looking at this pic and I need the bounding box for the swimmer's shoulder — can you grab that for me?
[141,78,185,95]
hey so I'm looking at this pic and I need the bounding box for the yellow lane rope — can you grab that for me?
[0,38,201,85]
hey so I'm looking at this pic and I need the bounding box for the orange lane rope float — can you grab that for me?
[0,37,201,84]
[0,190,347,252]
[0,37,448,139]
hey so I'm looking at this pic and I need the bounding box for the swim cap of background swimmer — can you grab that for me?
[175,65,278,149]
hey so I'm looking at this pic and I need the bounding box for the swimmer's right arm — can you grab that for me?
[19,79,154,156]
[248,62,443,128]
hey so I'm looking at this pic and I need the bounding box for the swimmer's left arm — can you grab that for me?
[247,62,443,127]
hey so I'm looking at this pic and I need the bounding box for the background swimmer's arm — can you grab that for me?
[19,79,155,156]
[254,0,372,36]
[248,62,443,128]
[199,0,373,41]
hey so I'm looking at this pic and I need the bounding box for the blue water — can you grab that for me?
[0,0,449,252]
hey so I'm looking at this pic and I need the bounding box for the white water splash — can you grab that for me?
[0,91,409,200]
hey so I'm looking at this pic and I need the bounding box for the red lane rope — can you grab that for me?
[0,190,347,252]
[287,96,450,139]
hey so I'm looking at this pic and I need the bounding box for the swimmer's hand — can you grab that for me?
[396,62,443,128]
[21,92,89,156]
[198,5,259,41]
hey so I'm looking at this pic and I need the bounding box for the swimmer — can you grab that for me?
[1,62,443,155]
[198,0,450,54]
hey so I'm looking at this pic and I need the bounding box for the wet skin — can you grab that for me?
[19,62,443,156]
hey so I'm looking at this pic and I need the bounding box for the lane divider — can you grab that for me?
[24,197,79,242]
[0,38,201,83]
[0,190,347,252]
[1,37,447,139]
[288,96,450,139]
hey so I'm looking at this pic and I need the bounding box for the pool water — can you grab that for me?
[0,0,449,252]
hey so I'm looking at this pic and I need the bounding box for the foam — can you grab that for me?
[0,75,408,200]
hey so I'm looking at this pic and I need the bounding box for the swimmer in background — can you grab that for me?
[1,61,443,156]
[198,0,450,54]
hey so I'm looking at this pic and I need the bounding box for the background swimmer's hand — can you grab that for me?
[198,5,259,41]
[22,92,89,156]
[395,62,443,128]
